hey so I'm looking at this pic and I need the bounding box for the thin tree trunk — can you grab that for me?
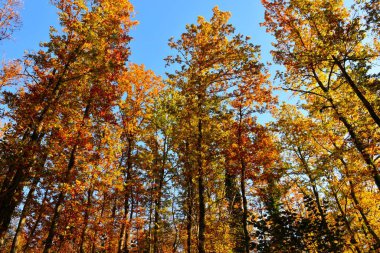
[43,101,91,253]
[125,195,135,253]
[153,135,167,253]
[240,163,250,253]
[237,108,250,253]
[148,184,154,253]
[79,187,93,253]
[79,137,103,253]
[332,56,380,128]
[186,184,193,253]
[197,117,206,253]
[23,189,49,252]
[334,150,380,248]
[0,45,82,239]
[43,156,74,253]
[10,176,40,253]
[331,188,362,253]
[119,136,133,253]
[297,148,329,229]
[91,192,106,253]
[108,196,118,252]
[183,140,193,253]
[115,148,127,253]
[135,198,140,251]
[171,194,178,253]
[118,193,129,253]
[10,151,49,251]
[350,184,380,247]
[310,67,380,191]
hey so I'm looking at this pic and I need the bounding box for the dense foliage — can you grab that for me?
[0,0,379,252]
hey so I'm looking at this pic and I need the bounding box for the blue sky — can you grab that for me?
[0,0,295,123]
[1,0,275,76]
[128,0,274,75]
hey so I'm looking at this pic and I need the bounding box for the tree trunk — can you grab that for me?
[331,188,362,253]
[332,56,380,128]
[10,176,40,253]
[225,168,245,253]
[153,135,167,253]
[43,101,91,253]
[182,140,193,253]
[91,192,106,253]
[79,188,93,253]
[310,67,380,191]
[237,108,250,253]
[240,163,250,253]
[197,117,206,253]
[335,154,380,248]
[171,194,179,253]
[108,196,118,252]
[0,47,81,239]
[23,189,49,252]
[148,187,154,253]
[0,159,30,242]
[349,182,380,249]
[119,136,133,253]
[298,148,329,229]
[118,193,130,253]
[43,158,74,253]
[346,172,380,247]
[186,181,193,253]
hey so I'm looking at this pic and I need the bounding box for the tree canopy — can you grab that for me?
[0,0,379,252]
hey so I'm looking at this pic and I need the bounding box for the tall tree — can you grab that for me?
[166,6,273,252]
[224,66,274,252]
[116,63,163,253]
[262,0,380,190]
[0,0,135,246]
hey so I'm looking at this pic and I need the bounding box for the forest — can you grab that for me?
[0,0,379,252]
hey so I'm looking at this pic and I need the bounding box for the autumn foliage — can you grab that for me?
[0,0,379,252]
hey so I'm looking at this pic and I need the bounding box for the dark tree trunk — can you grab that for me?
[197,117,206,253]
[236,108,250,253]
[43,101,91,253]
[118,136,133,253]
[240,163,250,253]
[298,148,329,229]
[91,192,106,253]
[10,176,40,253]
[331,189,362,253]
[153,135,167,253]
[225,169,245,253]
[183,140,193,253]
[79,188,93,253]
[23,189,49,252]
[332,56,380,128]
[310,67,380,191]
[186,182,193,253]
[0,48,81,240]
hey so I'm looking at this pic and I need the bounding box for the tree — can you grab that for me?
[166,6,274,252]
[0,0,21,41]
[116,63,163,253]
[272,104,380,251]
[2,0,380,251]
[0,0,135,248]
[262,0,380,190]
[224,75,274,252]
